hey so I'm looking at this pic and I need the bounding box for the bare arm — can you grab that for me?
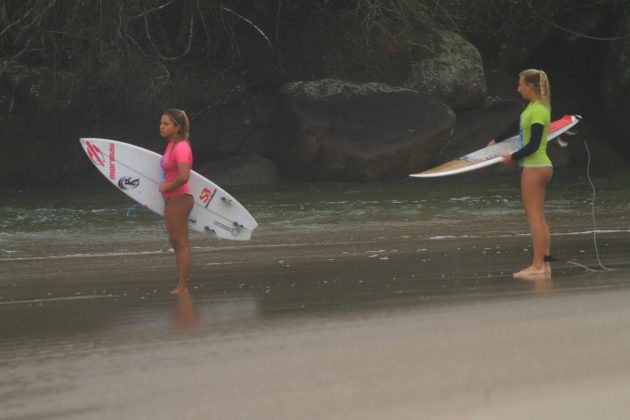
[160,162,191,193]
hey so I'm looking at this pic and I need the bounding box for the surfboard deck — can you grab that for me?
[79,138,258,240]
[410,114,581,178]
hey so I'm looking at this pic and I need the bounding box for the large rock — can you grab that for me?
[273,79,455,181]
[439,99,524,162]
[189,96,276,166]
[404,30,487,110]
[602,25,630,153]
[0,61,75,186]
[279,12,486,110]
[198,155,282,186]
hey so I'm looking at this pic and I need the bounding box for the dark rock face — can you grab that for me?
[403,30,487,111]
[280,14,487,111]
[198,155,282,186]
[602,31,630,153]
[440,99,524,161]
[0,62,74,186]
[1,1,629,189]
[273,79,456,181]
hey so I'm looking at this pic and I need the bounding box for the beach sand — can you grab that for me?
[2,225,630,419]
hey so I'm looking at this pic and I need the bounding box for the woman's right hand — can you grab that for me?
[487,139,496,147]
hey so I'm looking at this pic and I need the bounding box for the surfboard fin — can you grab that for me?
[126,203,150,216]
[556,138,569,148]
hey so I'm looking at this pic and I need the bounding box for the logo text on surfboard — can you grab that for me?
[109,143,116,180]
[85,141,105,167]
[214,221,240,237]
[117,176,140,190]
[199,187,216,208]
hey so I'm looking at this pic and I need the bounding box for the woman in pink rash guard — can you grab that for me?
[159,108,194,294]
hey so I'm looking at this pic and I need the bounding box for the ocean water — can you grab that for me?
[1,169,627,259]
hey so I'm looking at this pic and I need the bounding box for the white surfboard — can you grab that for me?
[410,114,581,178]
[79,138,258,240]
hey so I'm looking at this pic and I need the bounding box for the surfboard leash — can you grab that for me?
[548,116,614,272]
[579,119,614,271]
[126,203,144,216]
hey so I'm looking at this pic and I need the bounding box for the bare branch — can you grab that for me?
[0,7,33,38]
[129,0,177,20]
[211,5,274,57]
[144,8,194,61]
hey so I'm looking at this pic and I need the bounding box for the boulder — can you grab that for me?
[439,99,524,161]
[274,79,455,181]
[0,61,75,186]
[404,30,487,110]
[190,96,277,166]
[602,25,630,153]
[279,13,486,110]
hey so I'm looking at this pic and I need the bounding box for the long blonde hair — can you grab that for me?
[519,69,551,109]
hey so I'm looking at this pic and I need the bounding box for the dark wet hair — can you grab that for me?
[163,108,190,140]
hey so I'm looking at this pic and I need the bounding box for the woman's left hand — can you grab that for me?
[500,152,514,165]
[159,182,169,193]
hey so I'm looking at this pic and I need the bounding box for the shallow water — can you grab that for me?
[1,169,629,419]
[2,170,629,338]
[2,169,628,257]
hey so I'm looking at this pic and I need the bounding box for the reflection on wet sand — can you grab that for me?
[173,292,201,330]
[516,272,553,295]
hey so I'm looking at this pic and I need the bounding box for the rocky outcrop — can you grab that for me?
[403,30,487,110]
[438,99,524,162]
[190,96,277,165]
[280,14,486,111]
[273,79,456,181]
[1,1,629,189]
[0,61,74,186]
[602,27,630,153]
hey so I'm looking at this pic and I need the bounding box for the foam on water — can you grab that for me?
[1,171,628,260]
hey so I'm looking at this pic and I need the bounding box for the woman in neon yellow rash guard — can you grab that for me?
[489,69,552,277]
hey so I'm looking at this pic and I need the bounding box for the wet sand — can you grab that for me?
[2,225,630,419]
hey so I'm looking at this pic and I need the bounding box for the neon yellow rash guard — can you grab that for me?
[518,100,551,167]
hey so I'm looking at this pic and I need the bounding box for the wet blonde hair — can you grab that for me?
[519,69,551,109]
[163,108,190,140]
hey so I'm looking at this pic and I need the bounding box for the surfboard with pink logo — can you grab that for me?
[409,114,581,178]
[79,138,258,240]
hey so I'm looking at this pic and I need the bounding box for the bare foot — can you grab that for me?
[170,286,189,294]
[513,264,547,278]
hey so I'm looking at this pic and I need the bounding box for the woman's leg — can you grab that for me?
[164,194,194,293]
[514,167,553,277]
